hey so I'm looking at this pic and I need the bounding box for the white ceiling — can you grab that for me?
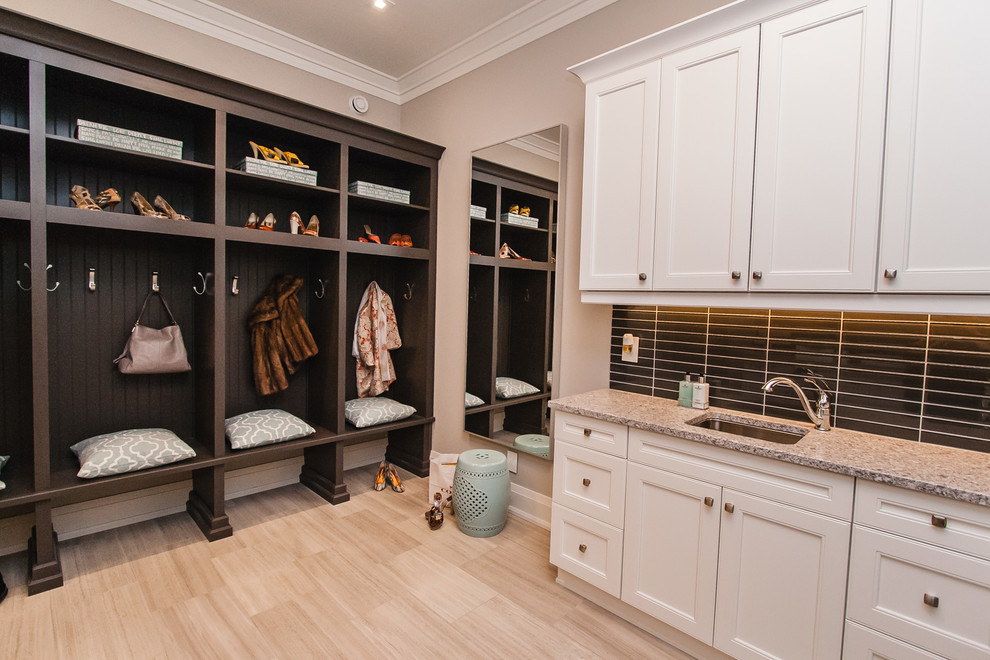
[112,0,617,104]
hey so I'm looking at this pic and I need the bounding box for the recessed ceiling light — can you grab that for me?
[374,0,394,9]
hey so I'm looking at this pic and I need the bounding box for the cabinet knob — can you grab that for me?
[704,496,714,507]
[724,502,735,513]
[731,271,741,280]
[638,272,647,281]
[582,478,591,487]
[752,271,763,280]
[583,428,592,437]
[884,268,898,279]
[578,544,587,553]
[931,514,947,528]
[923,593,939,608]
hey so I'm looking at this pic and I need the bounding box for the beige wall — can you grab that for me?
[401,0,730,496]
[0,0,402,128]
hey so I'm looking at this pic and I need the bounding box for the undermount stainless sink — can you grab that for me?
[688,414,808,444]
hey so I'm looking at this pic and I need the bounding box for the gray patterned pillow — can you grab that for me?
[345,397,416,428]
[495,376,540,399]
[70,429,195,479]
[225,409,315,450]
[465,392,485,407]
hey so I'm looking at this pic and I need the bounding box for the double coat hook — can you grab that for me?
[16,263,59,292]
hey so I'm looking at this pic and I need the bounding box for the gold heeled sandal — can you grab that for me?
[304,215,319,237]
[131,191,168,218]
[248,140,286,164]
[153,195,191,221]
[290,211,303,234]
[274,148,309,169]
[70,185,101,211]
[245,212,259,229]
[94,188,121,212]
[259,212,276,231]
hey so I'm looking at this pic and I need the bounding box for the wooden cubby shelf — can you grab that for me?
[0,10,442,595]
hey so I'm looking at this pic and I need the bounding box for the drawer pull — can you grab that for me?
[724,502,735,513]
[704,497,714,507]
[923,593,939,608]
[931,514,947,528]
[583,428,592,437]
[582,478,591,487]
[578,544,587,553]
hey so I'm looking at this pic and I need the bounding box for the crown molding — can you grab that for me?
[506,133,561,162]
[112,0,616,104]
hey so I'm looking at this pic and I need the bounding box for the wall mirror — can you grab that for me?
[464,125,565,460]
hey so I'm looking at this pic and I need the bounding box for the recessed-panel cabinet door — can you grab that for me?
[714,489,850,660]
[653,27,759,291]
[621,462,721,645]
[750,0,890,291]
[878,0,990,292]
[579,61,660,290]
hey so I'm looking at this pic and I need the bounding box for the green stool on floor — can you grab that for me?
[453,449,510,537]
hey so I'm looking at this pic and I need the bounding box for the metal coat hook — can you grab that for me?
[152,271,160,292]
[16,263,30,291]
[403,282,414,300]
[46,264,59,292]
[315,278,326,300]
[88,268,96,291]
[193,271,207,296]
[231,275,239,296]
[524,288,530,303]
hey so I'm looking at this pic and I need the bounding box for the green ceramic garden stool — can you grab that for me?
[513,433,550,457]
[453,449,510,537]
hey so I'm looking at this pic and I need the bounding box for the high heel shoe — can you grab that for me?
[248,140,286,164]
[290,211,303,235]
[131,191,168,218]
[245,212,259,229]
[374,460,387,491]
[274,148,309,169]
[389,233,403,246]
[358,224,381,244]
[153,195,191,221]
[387,463,404,493]
[94,188,121,212]
[70,185,101,211]
[259,213,276,231]
[304,215,320,237]
[499,242,530,260]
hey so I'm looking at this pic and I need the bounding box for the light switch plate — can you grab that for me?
[507,450,518,473]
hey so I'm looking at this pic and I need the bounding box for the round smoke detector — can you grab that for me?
[350,95,369,114]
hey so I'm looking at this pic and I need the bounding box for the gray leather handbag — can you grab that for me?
[114,291,192,374]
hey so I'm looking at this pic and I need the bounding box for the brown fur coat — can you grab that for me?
[248,274,318,396]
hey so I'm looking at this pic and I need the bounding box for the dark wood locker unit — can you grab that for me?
[465,159,555,443]
[0,10,442,595]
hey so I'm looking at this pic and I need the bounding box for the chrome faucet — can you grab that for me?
[762,376,832,431]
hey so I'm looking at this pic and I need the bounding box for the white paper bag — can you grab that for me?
[428,450,459,507]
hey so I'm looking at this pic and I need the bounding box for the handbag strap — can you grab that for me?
[133,291,180,327]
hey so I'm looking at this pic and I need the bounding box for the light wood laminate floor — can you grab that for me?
[0,465,686,659]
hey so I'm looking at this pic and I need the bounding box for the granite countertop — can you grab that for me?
[550,389,990,507]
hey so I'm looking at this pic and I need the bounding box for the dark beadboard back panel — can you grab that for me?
[610,306,990,453]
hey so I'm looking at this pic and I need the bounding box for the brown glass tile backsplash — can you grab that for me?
[610,306,990,453]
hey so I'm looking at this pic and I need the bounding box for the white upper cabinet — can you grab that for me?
[877,0,990,292]
[579,61,661,290]
[750,0,890,291]
[653,27,760,291]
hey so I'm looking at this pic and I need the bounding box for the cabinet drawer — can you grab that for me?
[550,503,623,598]
[553,440,626,527]
[855,480,990,559]
[554,411,628,458]
[842,621,947,660]
[847,527,990,659]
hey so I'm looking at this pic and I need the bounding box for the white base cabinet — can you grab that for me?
[714,489,850,660]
